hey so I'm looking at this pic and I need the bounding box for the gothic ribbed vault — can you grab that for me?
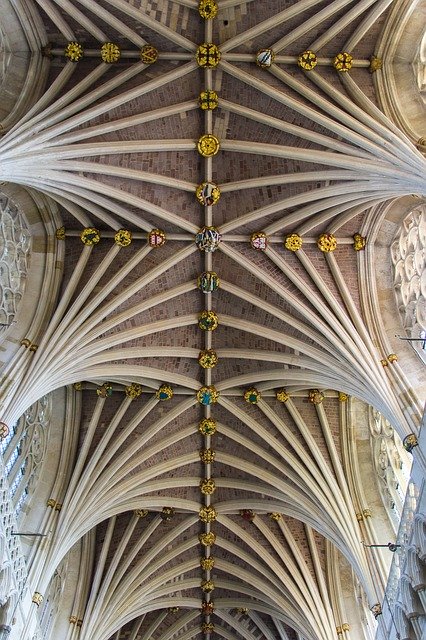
[0,1,425,640]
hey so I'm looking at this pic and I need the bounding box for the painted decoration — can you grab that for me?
[0,422,9,439]
[298,50,317,70]
[196,227,222,251]
[199,448,215,462]
[199,0,218,19]
[196,43,221,68]
[200,557,215,570]
[244,387,260,404]
[197,134,220,157]
[199,418,217,435]
[201,601,215,614]
[148,229,166,247]
[101,42,121,63]
[198,271,220,292]
[156,384,174,400]
[200,478,216,494]
[80,227,100,245]
[196,183,221,206]
[197,386,219,405]
[256,49,275,68]
[160,506,175,520]
[201,579,215,592]
[114,229,132,246]
[309,389,324,404]
[276,388,289,402]
[333,52,353,72]
[140,44,158,64]
[317,233,337,252]
[198,310,219,331]
[250,232,268,250]
[199,349,218,368]
[199,532,216,546]
[125,383,142,399]
[97,382,113,397]
[199,89,219,110]
[64,42,83,62]
[284,233,302,251]
[353,233,366,250]
[199,505,217,522]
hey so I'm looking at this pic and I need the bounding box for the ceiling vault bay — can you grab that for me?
[0,1,425,640]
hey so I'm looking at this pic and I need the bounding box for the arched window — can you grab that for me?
[391,205,426,363]
[0,194,31,332]
[1,395,51,517]
[369,409,412,531]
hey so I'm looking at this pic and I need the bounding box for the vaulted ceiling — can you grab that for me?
[1,1,425,639]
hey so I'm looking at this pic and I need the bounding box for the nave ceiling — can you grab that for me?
[0,1,425,639]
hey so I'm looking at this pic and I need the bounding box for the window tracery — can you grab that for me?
[1,395,51,517]
[391,206,426,362]
[0,193,31,331]
[369,410,411,529]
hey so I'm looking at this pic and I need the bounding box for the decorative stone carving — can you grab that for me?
[199,505,217,522]
[370,603,382,618]
[114,229,132,246]
[200,478,216,495]
[250,232,268,250]
[199,532,216,546]
[276,388,289,402]
[309,389,324,404]
[148,229,166,247]
[199,349,218,368]
[369,56,382,73]
[200,557,215,570]
[298,50,317,70]
[199,90,219,110]
[96,383,113,397]
[391,207,425,360]
[256,49,275,68]
[199,0,218,19]
[0,195,31,329]
[196,44,221,68]
[201,601,214,615]
[160,507,175,521]
[403,434,418,453]
[244,388,260,404]
[353,233,366,250]
[197,134,220,157]
[125,383,142,399]
[199,418,217,435]
[269,512,282,521]
[197,386,219,405]
[101,42,121,63]
[32,592,43,606]
[196,227,221,251]
[200,448,215,463]
[80,228,100,245]
[333,52,353,72]
[285,233,303,251]
[64,42,83,62]
[317,233,337,252]
[198,311,219,331]
[196,183,221,206]
[198,271,220,292]
[156,384,173,401]
[201,579,215,592]
[140,45,158,64]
